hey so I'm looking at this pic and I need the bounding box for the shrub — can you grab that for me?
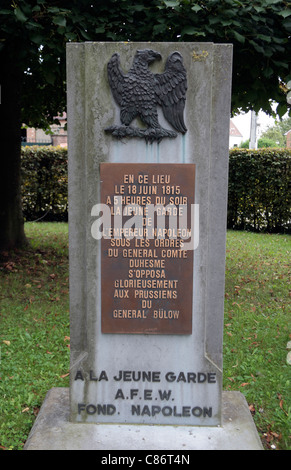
[21,146,68,222]
[21,146,291,232]
[228,148,291,233]
[258,138,280,148]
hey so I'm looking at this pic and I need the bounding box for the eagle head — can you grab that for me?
[135,49,162,65]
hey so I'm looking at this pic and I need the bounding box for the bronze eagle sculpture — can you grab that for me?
[105,49,187,143]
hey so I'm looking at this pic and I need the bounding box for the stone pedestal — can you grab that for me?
[24,388,263,450]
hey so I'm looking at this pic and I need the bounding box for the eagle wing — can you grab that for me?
[154,52,187,133]
[107,53,126,107]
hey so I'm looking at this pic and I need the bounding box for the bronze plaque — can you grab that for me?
[100,163,195,334]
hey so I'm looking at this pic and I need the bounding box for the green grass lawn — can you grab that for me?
[0,223,70,450]
[223,231,290,450]
[0,223,290,450]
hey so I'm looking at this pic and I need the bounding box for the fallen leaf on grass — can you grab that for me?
[263,426,282,447]
[249,404,256,414]
[22,407,29,413]
[278,393,288,416]
[60,373,69,378]
[3,340,10,346]
[239,382,250,387]
[4,261,17,272]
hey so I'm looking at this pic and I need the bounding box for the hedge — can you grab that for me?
[21,146,68,222]
[21,146,291,232]
[228,148,290,233]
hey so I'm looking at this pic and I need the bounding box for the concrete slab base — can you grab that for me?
[24,388,263,450]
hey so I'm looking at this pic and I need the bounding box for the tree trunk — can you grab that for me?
[0,55,27,251]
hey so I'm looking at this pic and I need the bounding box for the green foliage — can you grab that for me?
[240,138,281,148]
[153,0,291,117]
[21,146,291,233]
[21,146,68,222]
[240,139,250,149]
[260,116,291,147]
[258,138,280,148]
[228,149,291,233]
[0,0,290,129]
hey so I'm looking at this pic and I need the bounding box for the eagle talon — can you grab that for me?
[105,125,178,143]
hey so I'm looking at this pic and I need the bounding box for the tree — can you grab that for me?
[0,0,99,249]
[258,137,281,148]
[0,0,290,250]
[157,0,291,117]
[260,115,291,146]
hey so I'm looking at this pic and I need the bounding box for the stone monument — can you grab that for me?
[24,42,263,450]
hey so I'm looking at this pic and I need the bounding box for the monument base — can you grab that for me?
[24,388,263,450]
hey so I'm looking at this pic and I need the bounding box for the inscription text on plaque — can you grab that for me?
[99,163,196,335]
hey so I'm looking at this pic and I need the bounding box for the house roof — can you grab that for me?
[230,120,243,137]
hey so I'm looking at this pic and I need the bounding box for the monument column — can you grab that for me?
[23,42,263,450]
